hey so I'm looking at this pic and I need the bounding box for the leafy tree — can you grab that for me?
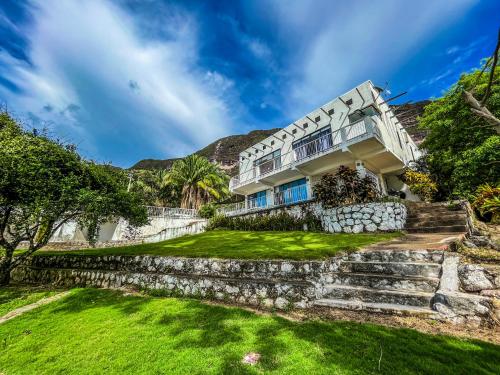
[0,112,148,284]
[129,169,180,207]
[165,154,229,209]
[419,60,500,199]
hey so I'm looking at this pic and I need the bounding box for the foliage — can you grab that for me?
[419,59,500,199]
[0,288,499,374]
[165,154,230,209]
[129,169,180,207]
[37,230,400,260]
[313,166,378,208]
[399,169,438,202]
[472,184,500,223]
[207,211,323,232]
[0,111,148,284]
[198,203,217,219]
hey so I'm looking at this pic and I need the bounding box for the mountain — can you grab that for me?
[130,128,281,175]
[131,101,430,173]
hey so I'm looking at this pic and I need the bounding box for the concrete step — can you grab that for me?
[313,298,435,317]
[347,249,444,263]
[320,284,434,307]
[329,272,439,292]
[340,261,441,278]
[406,225,467,233]
[405,218,465,227]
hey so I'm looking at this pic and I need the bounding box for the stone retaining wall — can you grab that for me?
[12,255,341,309]
[236,201,406,233]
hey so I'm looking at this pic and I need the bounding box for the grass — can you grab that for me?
[36,230,400,260]
[0,288,498,374]
[0,286,59,317]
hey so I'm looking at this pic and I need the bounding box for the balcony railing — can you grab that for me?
[218,184,310,216]
[229,116,381,190]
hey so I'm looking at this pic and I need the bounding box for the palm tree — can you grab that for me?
[130,169,179,207]
[165,154,229,209]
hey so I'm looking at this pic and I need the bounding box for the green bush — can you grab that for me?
[313,165,378,208]
[207,210,323,232]
[399,168,438,202]
[472,184,500,223]
[199,203,217,219]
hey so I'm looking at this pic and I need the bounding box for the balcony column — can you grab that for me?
[377,173,388,195]
[355,160,366,178]
[267,188,275,207]
[306,176,313,200]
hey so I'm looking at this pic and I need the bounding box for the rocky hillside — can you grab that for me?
[131,101,429,174]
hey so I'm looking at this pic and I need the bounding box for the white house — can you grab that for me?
[228,81,421,213]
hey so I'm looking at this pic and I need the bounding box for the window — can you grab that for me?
[248,190,268,209]
[315,116,320,122]
[274,178,308,205]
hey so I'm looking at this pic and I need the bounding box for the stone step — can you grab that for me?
[313,298,435,317]
[320,284,434,307]
[329,272,439,292]
[405,218,465,227]
[406,225,467,233]
[340,261,441,278]
[347,250,444,263]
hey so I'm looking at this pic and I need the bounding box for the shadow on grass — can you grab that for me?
[30,289,500,374]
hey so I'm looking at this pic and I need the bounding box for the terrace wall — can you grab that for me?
[12,255,342,309]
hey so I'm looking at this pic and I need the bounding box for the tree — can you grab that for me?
[129,169,180,207]
[165,154,229,209]
[419,59,500,199]
[0,112,148,284]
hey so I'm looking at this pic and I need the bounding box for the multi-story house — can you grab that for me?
[227,81,421,214]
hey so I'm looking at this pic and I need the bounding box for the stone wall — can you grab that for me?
[12,255,341,309]
[234,201,406,233]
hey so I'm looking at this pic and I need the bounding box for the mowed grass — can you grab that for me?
[0,286,59,317]
[37,230,400,260]
[0,288,498,375]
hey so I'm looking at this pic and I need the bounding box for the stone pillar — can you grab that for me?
[306,176,313,199]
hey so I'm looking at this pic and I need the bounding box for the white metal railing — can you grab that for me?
[146,206,199,218]
[274,184,309,206]
[216,201,246,216]
[293,133,335,162]
[229,116,381,191]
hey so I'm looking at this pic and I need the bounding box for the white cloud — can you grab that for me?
[0,0,233,166]
[254,0,477,116]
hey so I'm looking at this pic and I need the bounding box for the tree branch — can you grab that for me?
[481,28,500,106]
[463,90,500,132]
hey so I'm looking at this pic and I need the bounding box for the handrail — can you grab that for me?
[146,206,199,218]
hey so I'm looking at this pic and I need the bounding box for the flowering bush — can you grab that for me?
[400,169,438,202]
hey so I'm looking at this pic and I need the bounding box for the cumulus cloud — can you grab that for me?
[0,0,233,166]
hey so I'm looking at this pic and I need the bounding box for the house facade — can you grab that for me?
[227,81,421,214]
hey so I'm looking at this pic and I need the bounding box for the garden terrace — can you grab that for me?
[34,231,401,260]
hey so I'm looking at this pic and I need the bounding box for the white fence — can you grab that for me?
[146,206,199,218]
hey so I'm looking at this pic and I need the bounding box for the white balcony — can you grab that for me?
[230,116,386,194]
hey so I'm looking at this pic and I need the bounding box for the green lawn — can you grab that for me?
[0,288,498,374]
[37,230,400,260]
[0,286,59,317]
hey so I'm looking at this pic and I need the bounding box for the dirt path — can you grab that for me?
[0,291,70,324]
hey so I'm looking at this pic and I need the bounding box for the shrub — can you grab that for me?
[199,203,217,219]
[207,210,322,232]
[399,169,438,202]
[472,184,500,223]
[313,166,378,208]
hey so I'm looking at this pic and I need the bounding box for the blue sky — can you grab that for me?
[0,0,498,167]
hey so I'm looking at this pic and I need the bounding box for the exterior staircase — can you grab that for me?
[314,249,444,316]
[404,202,467,233]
